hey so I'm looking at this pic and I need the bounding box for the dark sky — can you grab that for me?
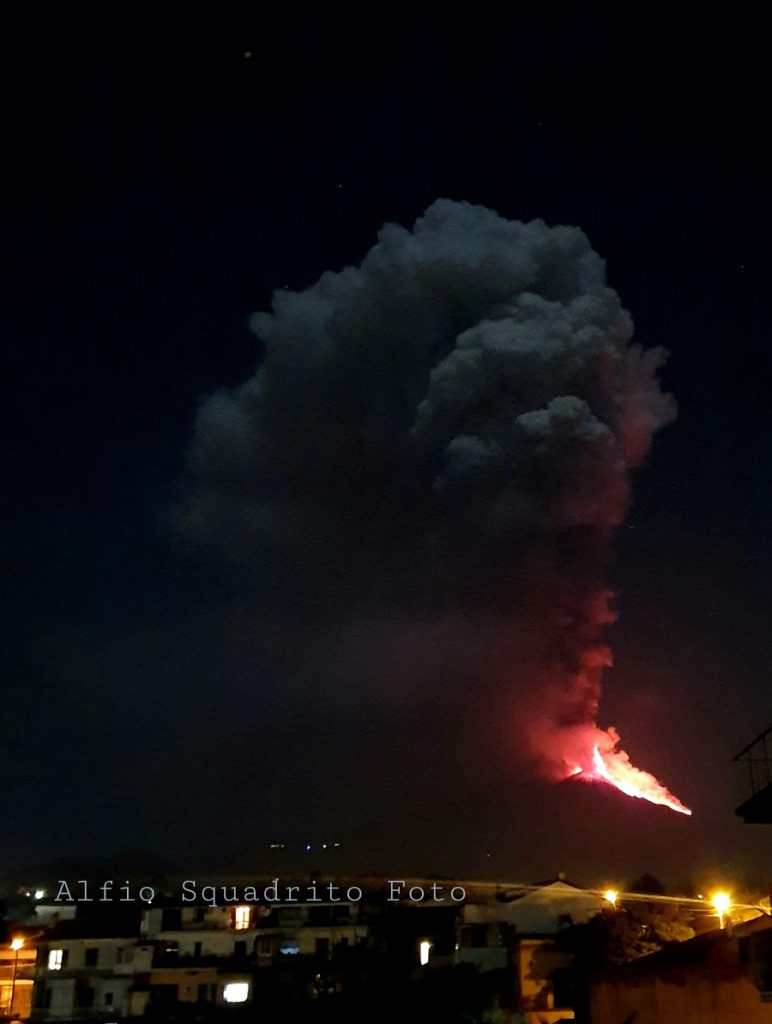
[3,4,771,888]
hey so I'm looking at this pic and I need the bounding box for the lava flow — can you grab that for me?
[570,729,692,816]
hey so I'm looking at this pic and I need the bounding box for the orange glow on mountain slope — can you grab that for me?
[576,735,691,815]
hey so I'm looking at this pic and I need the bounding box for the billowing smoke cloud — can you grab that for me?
[181,199,676,791]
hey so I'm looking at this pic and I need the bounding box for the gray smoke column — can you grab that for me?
[182,199,677,792]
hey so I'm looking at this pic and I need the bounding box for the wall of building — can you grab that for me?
[591,970,772,1024]
[43,939,153,973]
[463,882,605,934]
[154,929,254,957]
[149,968,221,1003]
[455,947,508,971]
[516,938,570,1009]
[36,978,74,1020]
[34,939,154,1021]
[591,917,772,1023]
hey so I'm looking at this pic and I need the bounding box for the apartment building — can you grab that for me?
[31,898,369,1020]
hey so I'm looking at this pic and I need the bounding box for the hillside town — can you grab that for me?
[1,869,771,1024]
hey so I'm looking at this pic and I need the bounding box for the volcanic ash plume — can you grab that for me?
[183,199,689,814]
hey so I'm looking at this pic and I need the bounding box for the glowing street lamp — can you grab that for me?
[603,889,619,909]
[8,938,24,1017]
[711,891,731,929]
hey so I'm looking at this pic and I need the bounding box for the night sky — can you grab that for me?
[3,5,771,887]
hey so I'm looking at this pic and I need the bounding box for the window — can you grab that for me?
[233,905,251,930]
[315,938,329,959]
[151,985,178,1008]
[104,992,113,1006]
[233,940,247,958]
[84,947,98,966]
[161,908,182,930]
[193,942,202,958]
[223,982,249,1004]
[116,948,133,964]
[48,949,66,971]
[76,985,95,1008]
[257,936,272,956]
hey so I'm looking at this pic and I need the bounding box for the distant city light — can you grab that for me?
[223,982,249,1003]
[34,889,45,899]
[419,940,431,966]
[603,889,619,908]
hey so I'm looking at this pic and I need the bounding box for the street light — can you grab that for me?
[603,889,619,908]
[8,938,24,1018]
[711,891,732,929]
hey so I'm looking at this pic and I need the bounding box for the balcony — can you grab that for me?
[734,725,772,824]
[151,951,254,970]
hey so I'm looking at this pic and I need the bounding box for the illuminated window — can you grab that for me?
[48,949,65,971]
[419,940,431,966]
[223,982,249,1004]
[233,906,251,931]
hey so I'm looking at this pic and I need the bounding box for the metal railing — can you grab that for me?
[733,724,772,797]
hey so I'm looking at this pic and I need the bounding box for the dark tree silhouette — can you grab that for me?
[627,873,666,896]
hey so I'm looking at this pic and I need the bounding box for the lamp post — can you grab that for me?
[8,938,24,1018]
